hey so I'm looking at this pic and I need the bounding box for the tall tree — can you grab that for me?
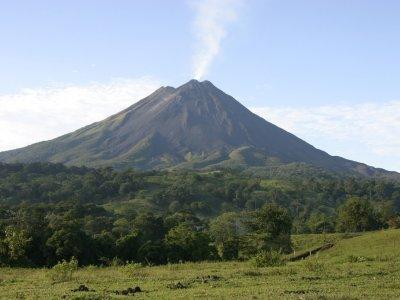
[337,197,381,232]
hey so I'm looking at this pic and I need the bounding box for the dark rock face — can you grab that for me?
[0,79,395,177]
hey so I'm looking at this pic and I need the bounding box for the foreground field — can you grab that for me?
[1,230,399,299]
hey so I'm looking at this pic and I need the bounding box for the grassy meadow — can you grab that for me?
[1,229,399,299]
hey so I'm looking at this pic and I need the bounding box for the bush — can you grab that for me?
[121,262,148,278]
[121,262,143,274]
[250,250,286,267]
[49,257,78,282]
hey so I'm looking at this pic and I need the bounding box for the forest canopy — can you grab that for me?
[0,162,399,267]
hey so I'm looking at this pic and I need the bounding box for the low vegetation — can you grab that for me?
[48,257,78,283]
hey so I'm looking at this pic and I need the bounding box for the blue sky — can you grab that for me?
[1,0,400,170]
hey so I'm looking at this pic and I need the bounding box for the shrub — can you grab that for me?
[49,257,78,282]
[250,250,286,267]
[121,262,143,272]
[121,262,147,278]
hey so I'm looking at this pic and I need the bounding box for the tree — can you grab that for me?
[112,218,132,238]
[164,210,203,231]
[93,231,116,264]
[253,204,292,253]
[165,223,216,262]
[245,191,268,211]
[209,212,243,260]
[134,213,165,242]
[12,204,51,266]
[116,232,140,262]
[337,197,381,232]
[307,212,335,233]
[46,220,94,265]
[3,226,31,263]
[137,240,166,265]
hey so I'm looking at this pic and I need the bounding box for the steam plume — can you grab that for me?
[191,0,242,80]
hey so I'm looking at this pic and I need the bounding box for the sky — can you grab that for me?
[1,0,400,171]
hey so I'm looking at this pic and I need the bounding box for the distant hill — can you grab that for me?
[0,79,398,178]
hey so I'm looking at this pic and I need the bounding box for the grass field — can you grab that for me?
[1,230,399,299]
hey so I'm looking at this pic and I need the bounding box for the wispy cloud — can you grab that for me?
[191,0,242,80]
[0,77,160,152]
[252,101,400,171]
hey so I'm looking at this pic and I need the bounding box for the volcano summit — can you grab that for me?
[0,80,395,177]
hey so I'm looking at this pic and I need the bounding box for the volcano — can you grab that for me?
[0,79,395,177]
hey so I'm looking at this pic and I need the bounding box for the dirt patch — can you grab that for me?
[71,284,94,292]
[115,286,142,295]
[283,289,319,295]
[167,282,190,289]
[300,276,321,281]
[194,275,221,283]
[167,275,223,289]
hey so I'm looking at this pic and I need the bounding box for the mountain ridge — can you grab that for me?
[0,79,398,178]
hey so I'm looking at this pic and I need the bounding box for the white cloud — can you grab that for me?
[252,101,400,171]
[0,77,160,152]
[191,0,242,80]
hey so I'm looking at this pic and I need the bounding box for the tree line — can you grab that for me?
[0,201,294,266]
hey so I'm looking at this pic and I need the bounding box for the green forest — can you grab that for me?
[0,162,399,267]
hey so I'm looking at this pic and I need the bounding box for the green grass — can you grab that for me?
[1,230,400,299]
[291,232,361,252]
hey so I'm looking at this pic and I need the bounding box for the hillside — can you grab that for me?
[0,79,397,178]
